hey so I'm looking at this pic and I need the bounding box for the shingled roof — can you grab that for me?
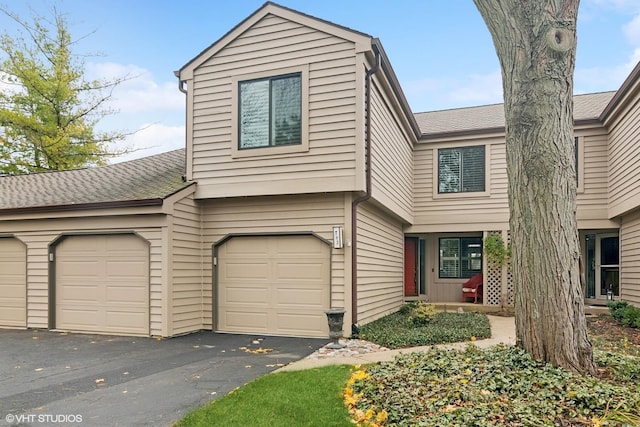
[0,149,191,213]
[414,91,616,138]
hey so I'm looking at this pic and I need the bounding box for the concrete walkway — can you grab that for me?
[278,315,516,372]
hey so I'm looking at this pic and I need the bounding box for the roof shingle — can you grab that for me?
[0,149,190,212]
[414,91,616,137]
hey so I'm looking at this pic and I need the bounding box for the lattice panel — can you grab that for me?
[506,231,514,306]
[485,231,502,306]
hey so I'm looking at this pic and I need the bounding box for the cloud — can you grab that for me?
[112,123,185,163]
[86,62,184,113]
[405,69,503,112]
[449,70,503,105]
[576,48,640,93]
[623,14,640,44]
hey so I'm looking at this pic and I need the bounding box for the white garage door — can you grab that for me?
[217,235,330,338]
[0,237,27,327]
[55,234,149,335]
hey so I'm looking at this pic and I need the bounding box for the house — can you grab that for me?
[1,2,639,339]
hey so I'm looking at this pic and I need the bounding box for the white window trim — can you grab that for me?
[231,65,309,158]
[432,142,491,199]
[576,136,585,194]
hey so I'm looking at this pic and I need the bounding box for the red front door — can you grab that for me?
[404,237,418,296]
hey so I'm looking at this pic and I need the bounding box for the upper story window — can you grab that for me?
[239,73,301,150]
[438,146,486,193]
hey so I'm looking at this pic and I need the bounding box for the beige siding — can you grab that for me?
[0,215,167,336]
[369,77,414,223]
[356,202,404,325]
[577,129,611,225]
[201,193,348,330]
[608,94,640,218]
[170,194,204,335]
[411,136,509,232]
[621,209,640,306]
[190,14,361,198]
[412,126,612,233]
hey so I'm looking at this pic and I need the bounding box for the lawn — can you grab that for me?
[175,308,640,427]
[174,364,354,427]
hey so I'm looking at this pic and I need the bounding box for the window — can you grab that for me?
[239,73,301,149]
[439,237,483,279]
[438,146,485,193]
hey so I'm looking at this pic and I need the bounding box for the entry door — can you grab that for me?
[404,237,418,296]
[585,233,619,301]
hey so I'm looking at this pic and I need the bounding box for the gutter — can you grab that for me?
[0,198,165,215]
[350,44,381,332]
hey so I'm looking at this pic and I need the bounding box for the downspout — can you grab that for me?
[176,78,189,182]
[351,44,381,333]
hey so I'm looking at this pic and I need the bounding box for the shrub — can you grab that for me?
[608,301,640,328]
[408,301,436,326]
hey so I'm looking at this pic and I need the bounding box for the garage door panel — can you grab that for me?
[57,308,99,327]
[0,238,27,327]
[58,285,100,301]
[224,262,269,279]
[106,286,147,303]
[276,289,325,307]
[56,235,149,336]
[224,287,269,305]
[275,262,325,280]
[106,310,148,328]
[276,313,325,334]
[224,310,268,330]
[224,238,269,256]
[105,260,147,277]
[217,235,330,338]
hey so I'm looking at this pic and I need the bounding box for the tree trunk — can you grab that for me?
[473,0,596,375]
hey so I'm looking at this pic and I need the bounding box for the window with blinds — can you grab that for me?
[239,73,301,149]
[438,146,485,193]
[439,237,483,279]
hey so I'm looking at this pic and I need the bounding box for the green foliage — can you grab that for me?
[594,350,640,383]
[484,232,510,267]
[608,301,640,328]
[176,365,353,427]
[359,310,491,349]
[403,301,436,326]
[0,6,128,174]
[349,345,640,426]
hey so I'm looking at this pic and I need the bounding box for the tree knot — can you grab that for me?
[546,27,574,53]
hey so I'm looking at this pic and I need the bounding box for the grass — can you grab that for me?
[174,365,353,427]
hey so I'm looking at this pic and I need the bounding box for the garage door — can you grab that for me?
[55,234,149,335]
[0,237,27,327]
[217,235,330,338]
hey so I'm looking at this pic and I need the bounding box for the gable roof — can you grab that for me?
[415,91,616,139]
[177,1,373,79]
[0,149,191,214]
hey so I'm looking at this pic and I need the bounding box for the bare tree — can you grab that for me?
[473,0,595,374]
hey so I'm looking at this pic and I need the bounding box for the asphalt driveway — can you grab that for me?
[0,329,327,427]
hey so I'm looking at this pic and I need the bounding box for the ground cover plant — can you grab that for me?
[359,303,491,349]
[346,344,640,426]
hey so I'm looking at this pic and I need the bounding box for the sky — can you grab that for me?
[1,0,640,163]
